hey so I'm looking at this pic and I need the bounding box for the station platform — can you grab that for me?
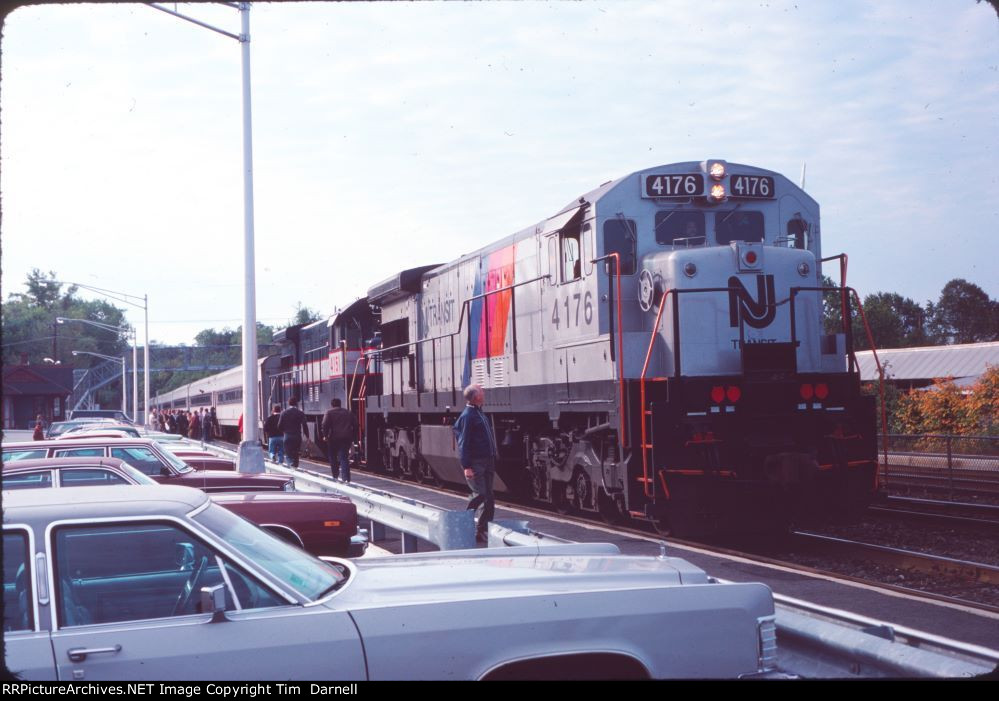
[293,458,999,653]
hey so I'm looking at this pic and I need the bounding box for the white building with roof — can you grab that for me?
[855,342,999,390]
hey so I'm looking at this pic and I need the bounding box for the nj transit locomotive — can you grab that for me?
[155,160,878,535]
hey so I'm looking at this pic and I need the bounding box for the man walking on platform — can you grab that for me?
[322,398,357,482]
[278,396,310,468]
[264,404,285,464]
[453,383,497,543]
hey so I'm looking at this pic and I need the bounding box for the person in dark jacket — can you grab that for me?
[203,408,218,444]
[176,410,189,437]
[32,415,45,441]
[452,383,497,543]
[322,398,357,482]
[277,396,310,468]
[263,404,285,464]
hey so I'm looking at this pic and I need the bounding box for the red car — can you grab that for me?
[2,457,365,558]
[162,446,237,471]
[2,438,288,493]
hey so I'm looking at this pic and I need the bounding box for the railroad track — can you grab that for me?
[218,442,999,611]
[868,496,999,531]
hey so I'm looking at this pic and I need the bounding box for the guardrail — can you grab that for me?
[767,591,998,678]
[193,441,998,677]
[198,441,477,551]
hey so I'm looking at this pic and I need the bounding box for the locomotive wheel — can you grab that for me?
[398,451,414,480]
[569,469,591,512]
[552,481,571,514]
[378,447,392,474]
[416,458,439,486]
[598,489,627,525]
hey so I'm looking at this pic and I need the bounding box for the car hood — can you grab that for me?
[329,545,710,608]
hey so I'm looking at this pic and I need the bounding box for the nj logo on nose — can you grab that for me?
[728,274,776,329]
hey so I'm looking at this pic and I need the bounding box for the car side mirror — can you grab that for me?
[200,584,228,623]
[160,466,172,477]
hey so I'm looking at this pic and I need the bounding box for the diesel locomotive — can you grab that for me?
[155,160,878,535]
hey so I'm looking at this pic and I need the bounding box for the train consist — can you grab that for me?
[155,160,878,535]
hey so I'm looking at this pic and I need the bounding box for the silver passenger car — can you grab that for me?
[4,486,777,680]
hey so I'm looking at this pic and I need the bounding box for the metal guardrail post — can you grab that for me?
[368,520,386,542]
[946,434,954,500]
[401,533,419,553]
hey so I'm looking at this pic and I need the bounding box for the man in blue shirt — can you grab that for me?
[452,383,497,544]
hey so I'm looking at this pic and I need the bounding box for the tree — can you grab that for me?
[292,302,322,326]
[856,292,928,350]
[2,270,130,367]
[925,279,999,344]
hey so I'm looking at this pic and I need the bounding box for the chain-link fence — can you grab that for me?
[879,434,999,497]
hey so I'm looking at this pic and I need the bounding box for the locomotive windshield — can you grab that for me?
[654,211,705,246]
[714,210,764,244]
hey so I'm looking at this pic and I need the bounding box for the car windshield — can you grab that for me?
[192,504,345,601]
[156,446,195,473]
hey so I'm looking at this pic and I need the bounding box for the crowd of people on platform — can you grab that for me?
[147,406,219,441]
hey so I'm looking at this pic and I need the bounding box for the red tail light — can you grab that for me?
[710,386,725,403]
[814,383,829,400]
[726,385,742,403]
[800,383,814,400]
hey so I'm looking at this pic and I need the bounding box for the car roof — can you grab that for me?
[4,437,159,449]
[3,456,133,472]
[2,484,209,521]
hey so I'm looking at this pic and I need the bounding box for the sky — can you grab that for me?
[2,1,997,346]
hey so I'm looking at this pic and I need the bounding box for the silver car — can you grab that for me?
[4,485,777,680]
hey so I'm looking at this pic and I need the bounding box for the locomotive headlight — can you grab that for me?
[710,184,726,201]
[709,162,726,180]
[683,262,698,277]
[797,262,811,277]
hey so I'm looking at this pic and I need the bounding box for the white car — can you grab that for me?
[3,485,777,680]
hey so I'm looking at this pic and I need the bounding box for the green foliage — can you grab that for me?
[856,292,928,350]
[292,302,323,326]
[2,269,131,367]
[925,279,999,344]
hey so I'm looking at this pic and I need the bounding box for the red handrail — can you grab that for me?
[638,287,671,498]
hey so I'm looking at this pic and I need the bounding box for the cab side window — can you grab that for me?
[3,531,33,632]
[603,219,637,275]
[561,231,581,282]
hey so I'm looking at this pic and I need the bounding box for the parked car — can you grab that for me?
[62,423,143,438]
[68,409,133,423]
[2,438,291,493]
[161,445,236,471]
[2,457,364,558]
[45,419,114,439]
[3,485,778,680]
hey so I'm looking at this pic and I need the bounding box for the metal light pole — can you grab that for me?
[149,2,263,473]
[57,316,138,422]
[71,350,127,416]
[53,283,149,424]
